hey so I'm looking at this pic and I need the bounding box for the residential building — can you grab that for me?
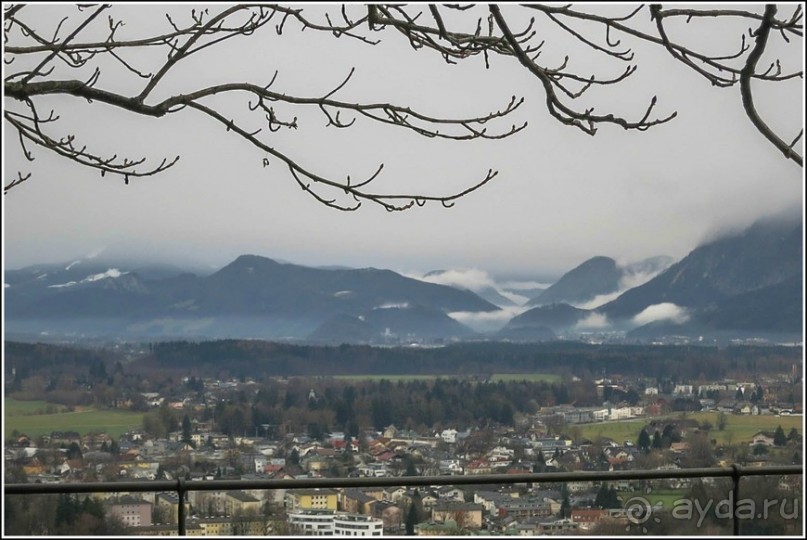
[750,432,776,447]
[440,429,458,444]
[289,510,335,535]
[225,490,262,516]
[333,513,384,536]
[155,493,191,525]
[369,500,403,531]
[105,495,152,528]
[286,488,339,511]
[431,501,484,530]
[341,488,377,514]
[497,497,552,519]
[570,508,608,530]
[289,510,383,536]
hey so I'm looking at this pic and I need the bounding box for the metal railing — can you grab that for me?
[5,464,802,536]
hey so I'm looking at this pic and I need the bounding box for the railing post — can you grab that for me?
[731,464,742,536]
[178,478,186,536]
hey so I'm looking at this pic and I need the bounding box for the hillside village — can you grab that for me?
[5,368,803,536]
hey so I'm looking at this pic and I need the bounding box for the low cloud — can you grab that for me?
[499,279,555,291]
[617,263,671,291]
[405,269,551,307]
[409,268,497,292]
[633,303,690,326]
[498,280,553,305]
[375,302,409,310]
[575,312,611,330]
[571,257,674,310]
[86,247,106,259]
[498,290,531,305]
[574,291,622,310]
[448,306,529,333]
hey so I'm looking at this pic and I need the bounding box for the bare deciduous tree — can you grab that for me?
[4,4,803,202]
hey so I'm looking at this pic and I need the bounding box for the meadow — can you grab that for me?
[5,398,144,439]
[329,373,561,383]
[577,411,802,446]
[330,374,451,382]
[643,488,690,509]
[688,411,802,445]
[490,373,562,383]
[4,399,70,416]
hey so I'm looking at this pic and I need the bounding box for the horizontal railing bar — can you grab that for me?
[4,465,802,495]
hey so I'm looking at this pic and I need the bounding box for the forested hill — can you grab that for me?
[133,340,801,381]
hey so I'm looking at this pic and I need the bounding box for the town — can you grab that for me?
[4,344,803,536]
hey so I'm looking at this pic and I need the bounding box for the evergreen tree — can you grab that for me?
[405,501,418,535]
[182,414,193,446]
[595,484,621,509]
[81,497,104,520]
[66,442,82,460]
[787,427,799,442]
[662,423,681,445]
[594,483,608,508]
[753,444,768,455]
[560,494,571,518]
[773,425,787,446]
[652,430,662,450]
[637,429,651,451]
[404,488,426,534]
[605,487,621,509]
[55,494,79,530]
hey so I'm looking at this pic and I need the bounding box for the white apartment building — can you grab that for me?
[334,513,384,536]
[289,510,383,536]
[289,510,335,535]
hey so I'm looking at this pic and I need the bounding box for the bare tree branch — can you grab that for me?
[490,5,675,135]
[3,3,802,200]
[740,5,803,166]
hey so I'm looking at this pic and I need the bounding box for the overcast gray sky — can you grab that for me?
[3,3,804,280]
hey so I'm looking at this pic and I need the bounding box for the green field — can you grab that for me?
[579,419,647,445]
[688,412,802,445]
[643,488,689,509]
[578,412,802,446]
[5,398,144,439]
[490,373,562,383]
[3,399,70,416]
[329,373,561,383]
[329,374,451,382]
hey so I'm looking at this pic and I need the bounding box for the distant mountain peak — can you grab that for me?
[229,254,280,266]
[527,256,620,307]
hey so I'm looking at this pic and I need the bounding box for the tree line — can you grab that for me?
[140,340,801,381]
[141,377,599,439]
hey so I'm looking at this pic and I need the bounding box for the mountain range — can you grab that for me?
[4,255,495,342]
[524,255,674,308]
[4,213,803,345]
[501,214,803,343]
